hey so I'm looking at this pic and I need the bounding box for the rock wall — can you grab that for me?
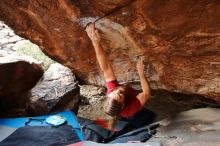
[0,0,219,100]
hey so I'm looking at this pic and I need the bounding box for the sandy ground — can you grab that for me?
[78,85,107,120]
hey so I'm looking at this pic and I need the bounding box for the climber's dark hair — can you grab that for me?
[104,97,123,117]
[104,85,128,117]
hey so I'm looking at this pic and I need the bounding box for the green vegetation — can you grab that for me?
[15,40,55,70]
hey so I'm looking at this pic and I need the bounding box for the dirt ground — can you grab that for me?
[78,85,107,120]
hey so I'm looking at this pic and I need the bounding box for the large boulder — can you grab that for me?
[0,50,44,98]
[0,0,219,100]
[29,63,80,115]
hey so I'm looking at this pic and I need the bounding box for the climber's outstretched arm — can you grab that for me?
[86,23,116,81]
[136,59,150,106]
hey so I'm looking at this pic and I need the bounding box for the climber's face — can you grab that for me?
[108,86,126,105]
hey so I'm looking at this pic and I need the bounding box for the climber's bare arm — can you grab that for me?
[86,23,116,81]
[136,59,150,106]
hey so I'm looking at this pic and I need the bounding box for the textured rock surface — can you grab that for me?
[29,63,80,115]
[0,0,219,100]
[146,90,220,120]
[0,50,44,97]
[150,108,220,146]
[78,85,107,120]
[0,21,25,52]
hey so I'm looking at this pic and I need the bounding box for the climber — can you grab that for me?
[85,23,151,129]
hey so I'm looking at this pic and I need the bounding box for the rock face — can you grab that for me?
[29,63,80,115]
[0,50,44,98]
[0,21,25,52]
[0,0,219,100]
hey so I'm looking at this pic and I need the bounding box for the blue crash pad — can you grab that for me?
[0,111,84,141]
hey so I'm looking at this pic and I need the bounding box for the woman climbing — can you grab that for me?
[85,23,151,129]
